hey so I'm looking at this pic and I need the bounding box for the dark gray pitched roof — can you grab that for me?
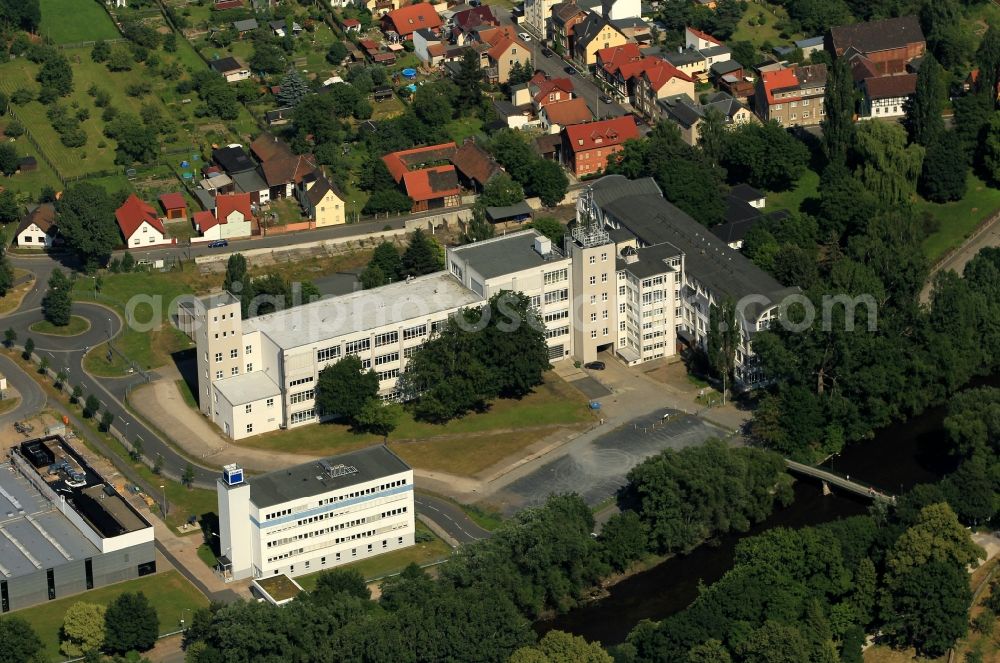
[729,183,764,204]
[829,15,924,55]
[591,175,796,320]
[574,13,612,50]
[210,56,244,74]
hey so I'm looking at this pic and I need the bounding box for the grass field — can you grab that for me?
[240,375,595,476]
[11,570,208,662]
[30,315,90,337]
[767,167,820,215]
[295,521,451,589]
[39,0,120,44]
[730,2,799,47]
[73,269,206,372]
[918,175,1000,262]
[0,133,62,198]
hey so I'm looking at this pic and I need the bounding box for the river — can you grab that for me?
[536,395,965,645]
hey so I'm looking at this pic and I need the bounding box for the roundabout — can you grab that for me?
[28,315,91,337]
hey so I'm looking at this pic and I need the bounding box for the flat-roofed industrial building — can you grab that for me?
[2,437,155,612]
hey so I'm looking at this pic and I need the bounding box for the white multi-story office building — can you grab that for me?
[192,178,795,440]
[193,273,482,439]
[217,446,414,581]
[446,231,575,361]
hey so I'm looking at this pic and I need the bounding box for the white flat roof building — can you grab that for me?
[217,446,415,581]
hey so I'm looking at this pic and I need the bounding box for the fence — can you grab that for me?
[6,107,70,186]
[56,38,127,50]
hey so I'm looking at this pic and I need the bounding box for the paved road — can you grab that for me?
[1,256,491,548]
[0,354,46,428]
[413,493,490,544]
[516,21,630,121]
[493,408,729,515]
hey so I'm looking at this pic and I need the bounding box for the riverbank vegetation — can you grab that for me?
[110,443,789,662]
[747,26,1000,464]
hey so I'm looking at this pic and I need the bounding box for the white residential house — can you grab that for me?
[193,193,254,242]
[115,195,174,249]
[15,204,57,249]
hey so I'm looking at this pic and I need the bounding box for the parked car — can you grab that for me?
[518,32,532,41]
[207,239,229,248]
[542,46,554,57]
[564,65,577,75]
[599,94,613,104]
[584,361,606,370]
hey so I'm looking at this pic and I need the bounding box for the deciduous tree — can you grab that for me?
[42,268,72,327]
[103,592,159,654]
[0,615,45,663]
[822,56,856,165]
[57,183,119,269]
[60,602,106,657]
[315,355,379,425]
[906,53,946,147]
[401,229,443,277]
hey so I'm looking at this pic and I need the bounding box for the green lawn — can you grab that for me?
[0,134,62,199]
[767,166,819,214]
[30,315,90,337]
[10,570,207,662]
[39,0,120,44]
[918,175,1000,262]
[445,116,484,144]
[295,521,451,588]
[240,374,595,475]
[73,269,199,372]
[731,2,800,47]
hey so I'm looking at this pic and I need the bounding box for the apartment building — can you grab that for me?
[753,64,827,127]
[3,437,156,611]
[217,446,414,581]
[583,176,797,386]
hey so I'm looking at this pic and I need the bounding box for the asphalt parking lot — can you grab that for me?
[493,409,728,513]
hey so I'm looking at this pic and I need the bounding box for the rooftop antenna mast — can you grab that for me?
[572,186,609,248]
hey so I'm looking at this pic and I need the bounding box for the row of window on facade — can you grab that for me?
[267,536,407,571]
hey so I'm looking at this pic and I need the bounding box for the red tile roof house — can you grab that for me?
[540,97,593,134]
[158,192,188,220]
[193,192,255,242]
[381,4,442,40]
[561,116,640,178]
[511,72,575,111]
[382,142,461,213]
[250,133,318,200]
[596,43,644,101]
[115,194,175,249]
[633,58,695,119]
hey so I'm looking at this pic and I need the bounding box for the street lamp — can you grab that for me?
[160,485,167,517]
[106,317,112,338]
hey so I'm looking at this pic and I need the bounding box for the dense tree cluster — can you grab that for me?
[488,130,569,207]
[398,291,551,422]
[623,500,982,661]
[359,231,442,289]
[608,122,728,226]
[178,444,791,662]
